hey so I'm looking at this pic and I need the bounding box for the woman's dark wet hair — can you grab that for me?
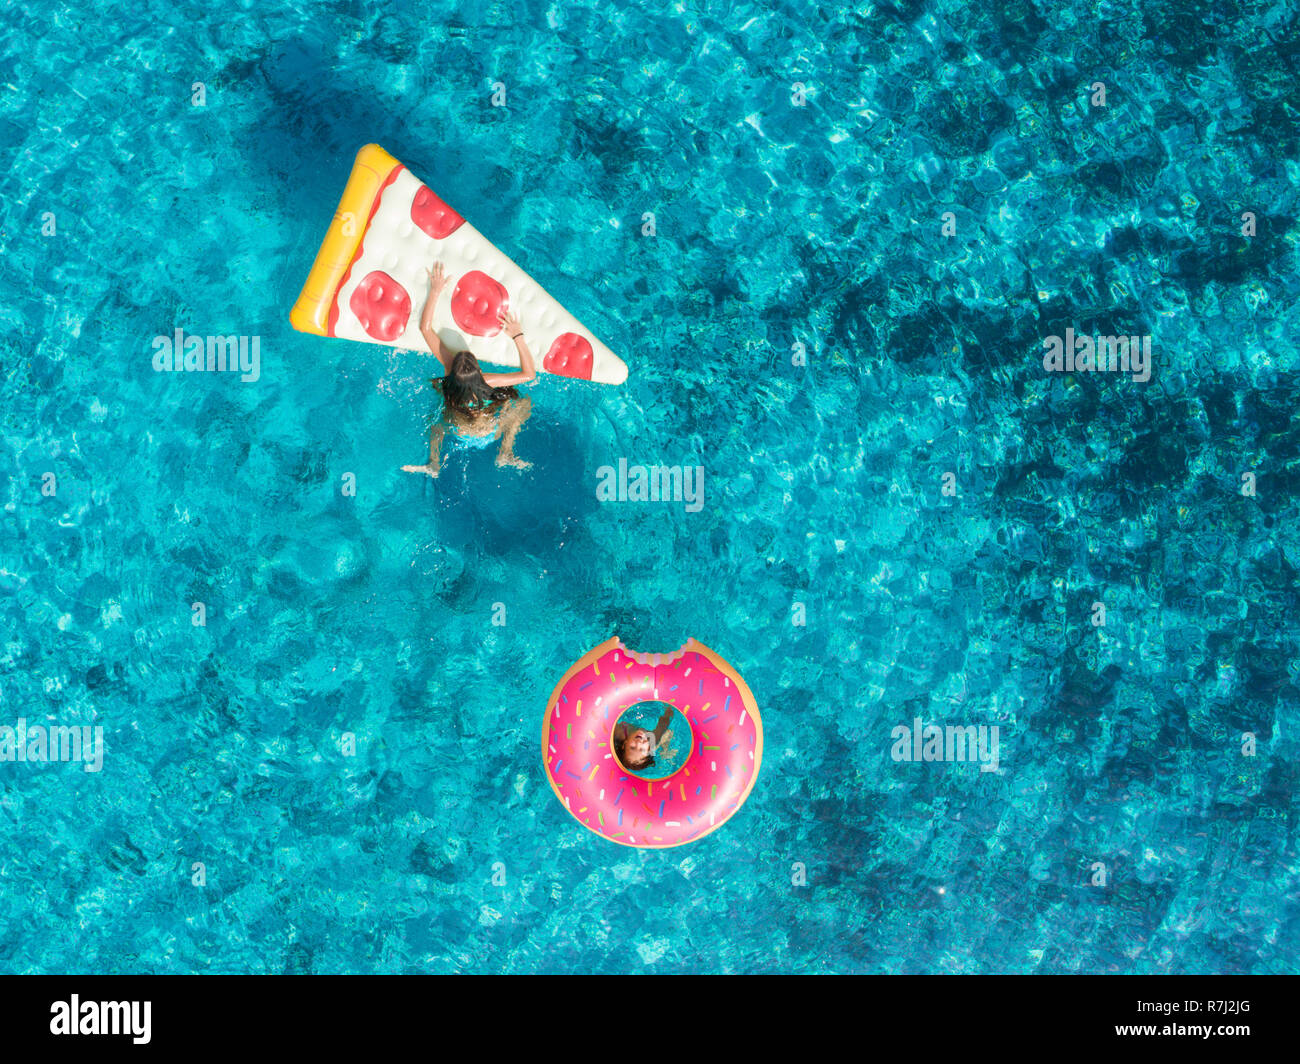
[436,350,518,418]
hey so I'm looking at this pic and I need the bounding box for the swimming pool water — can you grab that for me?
[1,0,1298,973]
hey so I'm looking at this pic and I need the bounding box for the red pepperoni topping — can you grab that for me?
[451,270,508,336]
[543,333,594,379]
[410,185,465,240]
[348,271,411,341]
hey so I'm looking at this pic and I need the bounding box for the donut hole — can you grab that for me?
[611,702,691,780]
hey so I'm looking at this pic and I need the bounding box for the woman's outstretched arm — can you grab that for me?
[420,263,454,372]
[481,309,537,388]
[653,707,673,741]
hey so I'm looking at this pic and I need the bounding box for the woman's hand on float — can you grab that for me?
[426,262,449,296]
[483,308,536,385]
[498,308,523,338]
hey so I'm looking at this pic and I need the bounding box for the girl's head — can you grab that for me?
[437,350,516,416]
[618,727,656,771]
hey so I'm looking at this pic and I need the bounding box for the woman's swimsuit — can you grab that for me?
[451,425,498,450]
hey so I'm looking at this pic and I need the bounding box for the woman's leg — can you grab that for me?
[495,396,533,470]
[402,424,446,477]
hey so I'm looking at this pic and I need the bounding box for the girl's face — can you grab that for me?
[624,728,653,764]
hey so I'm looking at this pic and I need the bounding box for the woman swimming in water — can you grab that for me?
[401,262,534,478]
[613,706,675,773]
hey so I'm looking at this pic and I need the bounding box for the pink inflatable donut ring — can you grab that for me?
[542,637,763,848]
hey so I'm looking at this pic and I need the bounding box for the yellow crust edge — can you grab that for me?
[540,636,764,849]
[289,144,402,337]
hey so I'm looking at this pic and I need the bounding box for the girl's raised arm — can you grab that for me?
[653,708,673,741]
[481,308,536,388]
[419,263,455,373]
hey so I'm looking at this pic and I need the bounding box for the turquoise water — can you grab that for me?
[2,0,1298,973]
